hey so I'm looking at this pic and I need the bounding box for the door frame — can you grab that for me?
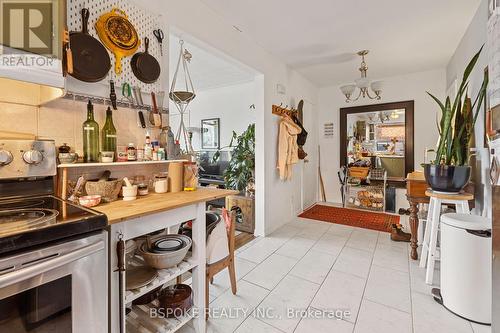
[339,100,415,179]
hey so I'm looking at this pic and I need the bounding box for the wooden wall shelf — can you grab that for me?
[58,160,187,168]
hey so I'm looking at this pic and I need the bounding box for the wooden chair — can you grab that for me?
[205,209,237,319]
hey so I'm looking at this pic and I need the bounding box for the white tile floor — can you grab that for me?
[179,217,491,333]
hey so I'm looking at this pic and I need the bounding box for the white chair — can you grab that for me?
[419,190,473,285]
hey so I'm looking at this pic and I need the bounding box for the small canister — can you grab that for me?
[138,183,149,196]
[168,162,184,193]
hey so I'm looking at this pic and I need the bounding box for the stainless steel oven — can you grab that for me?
[0,232,107,332]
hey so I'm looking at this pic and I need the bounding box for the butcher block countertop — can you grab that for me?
[93,187,238,225]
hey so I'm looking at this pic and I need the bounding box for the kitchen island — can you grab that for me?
[93,187,237,333]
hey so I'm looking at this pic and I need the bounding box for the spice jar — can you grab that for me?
[127,143,137,161]
[138,183,149,196]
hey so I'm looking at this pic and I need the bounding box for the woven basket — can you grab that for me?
[349,167,370,178]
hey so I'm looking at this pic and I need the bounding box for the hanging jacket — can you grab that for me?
[278,115,302,180]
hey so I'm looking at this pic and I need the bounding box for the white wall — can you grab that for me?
[318,69,446,204]
[446,0,488,126]
[169,81,257,151]
[148,0,318,235]
[446,0,489,214]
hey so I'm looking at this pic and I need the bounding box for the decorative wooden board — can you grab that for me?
[226,195,255,233]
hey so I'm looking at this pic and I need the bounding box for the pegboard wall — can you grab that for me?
[67,0,164,93]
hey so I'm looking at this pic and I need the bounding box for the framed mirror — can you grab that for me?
[340,101,414,183]
[201,118,220,149]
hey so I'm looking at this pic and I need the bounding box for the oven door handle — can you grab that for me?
[0,240,104,288]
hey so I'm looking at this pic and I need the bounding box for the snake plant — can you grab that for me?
[427,46,488,166]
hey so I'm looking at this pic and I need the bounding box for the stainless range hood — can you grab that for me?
[0,0,66,106]
[0,52,66,106]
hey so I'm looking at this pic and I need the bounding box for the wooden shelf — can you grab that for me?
[125,254,197,305]
[127,301,193,333]
[58,160,187,168]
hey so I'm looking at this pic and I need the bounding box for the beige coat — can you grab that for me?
[278,116,302,180]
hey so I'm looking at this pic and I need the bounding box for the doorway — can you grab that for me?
[168,29,264,238]
[300,100,318,210]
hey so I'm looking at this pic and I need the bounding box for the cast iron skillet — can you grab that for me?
[130,37,161,83]
[70,8,111,82]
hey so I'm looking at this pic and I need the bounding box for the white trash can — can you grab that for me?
[434,213,491,325]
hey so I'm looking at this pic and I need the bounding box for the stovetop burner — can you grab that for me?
[0,139,107,256]
[0,199,47,210]
[0,208,59,234]
[0,195,107,255]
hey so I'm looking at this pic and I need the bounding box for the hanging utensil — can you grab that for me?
[70,8,111,82]
[132,86,146,129]
[130,37,161,83]
[150,92,162,127]
[153,28,164,56]
[155,91,167,114]
[132,86,143,106]
[121,82,133,104]
[116,235,125,333]
[109,80,117,110]
[95,8,140,75]
[62,28,73,76]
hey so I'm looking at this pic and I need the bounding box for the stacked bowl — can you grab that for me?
[139,234,191,269]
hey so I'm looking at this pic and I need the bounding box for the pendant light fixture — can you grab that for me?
[170,40,196,154]
[340,50,383,103]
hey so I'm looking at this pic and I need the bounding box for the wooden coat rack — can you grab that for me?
[272,104,296,117]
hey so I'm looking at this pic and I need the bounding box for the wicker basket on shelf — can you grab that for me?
[349,166,370,178]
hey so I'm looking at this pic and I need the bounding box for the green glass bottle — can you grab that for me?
[102,106,117,159]
[82,100,99,163]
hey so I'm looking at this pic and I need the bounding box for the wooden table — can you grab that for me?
[93,187,237,333]
[406,171,429,260]
[94,188,237,224]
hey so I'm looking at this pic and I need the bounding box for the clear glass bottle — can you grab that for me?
[159,127,168,149]
[102,106,117,158]
[82,100,99,163]
[166,126,175,159]
[144,133,153,161]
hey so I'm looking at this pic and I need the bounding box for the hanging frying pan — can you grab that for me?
[69,8,111,82]
[95,8,140,75]
[130,37,161,83]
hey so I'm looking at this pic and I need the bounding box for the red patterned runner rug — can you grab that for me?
[298,204,400,233]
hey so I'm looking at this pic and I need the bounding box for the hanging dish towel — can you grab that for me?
[278,116,302,180]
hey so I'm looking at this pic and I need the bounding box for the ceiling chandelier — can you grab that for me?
[340,50,383,103]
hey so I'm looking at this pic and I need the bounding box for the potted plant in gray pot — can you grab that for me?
[213,123,255,194]
[424,47,488,193]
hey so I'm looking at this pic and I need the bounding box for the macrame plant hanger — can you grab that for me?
[169,40,196,154]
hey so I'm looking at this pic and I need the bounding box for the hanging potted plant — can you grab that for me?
[424,47,488,193]
[213,124,255,194]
